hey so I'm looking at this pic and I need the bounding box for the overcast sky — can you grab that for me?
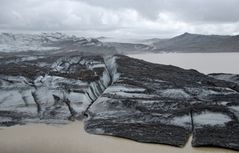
[1,0,239,38]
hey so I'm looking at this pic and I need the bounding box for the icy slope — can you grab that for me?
[0,32,103,52]
[85,55,239,150]
[0,55,111,125]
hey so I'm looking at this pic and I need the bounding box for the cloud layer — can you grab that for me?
[1,0,239,38]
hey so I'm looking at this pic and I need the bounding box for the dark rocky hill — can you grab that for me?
[153,32,239,52]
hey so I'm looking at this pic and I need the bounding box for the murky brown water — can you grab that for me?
[129,53,239,74]
[0,122,237,153]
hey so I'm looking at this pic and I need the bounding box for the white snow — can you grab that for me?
[170,115,191,127]
[193,111,232,126]
[161,89,191,99]
[0,73,108,116]
[87,97,112,113]
[34,75,87,88]
[104,85,145,93]
[0,54,115,121]
[104,56,120,83]
[0,90,28,109]
[33,87,55,106]
[0,44,59,52]
[101,85,156,98]
[92,128,105,134]
[0,32,102,52]
[100,70,111,88]
[112,91,156,98]
[0,76,31,88]
[89,64,106,69]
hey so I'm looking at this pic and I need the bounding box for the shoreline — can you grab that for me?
[0,122,238,153]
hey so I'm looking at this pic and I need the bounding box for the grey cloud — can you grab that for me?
[0,0,239,38]
[76,0,163,20]
[0,0,115,31]
[78,0,239,23]
[166,0,239,23]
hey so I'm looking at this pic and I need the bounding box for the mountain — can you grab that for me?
[209,73,239,84]
[96,36,157,53]
[153,32,239,53]
[98,33,239,53]
[104,42,158,53]
[2,32,239,54]
[0,32,117,55]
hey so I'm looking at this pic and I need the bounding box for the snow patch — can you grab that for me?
[93,128,105,134]
[0,32,102,52]
[104,56,120,83]
[161,89,191,99]
[105,85,145,93]
[170,115,191,127]
[193,111,231,126]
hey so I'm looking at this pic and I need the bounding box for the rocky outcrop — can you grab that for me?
[0,54,239,150]
[85,55,239,150]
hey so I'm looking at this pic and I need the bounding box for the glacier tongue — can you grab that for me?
[0,32,106,53]
[1,53,239,151]
[0,54,111,125]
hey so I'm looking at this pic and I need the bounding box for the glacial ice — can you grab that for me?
[193,111,232,126]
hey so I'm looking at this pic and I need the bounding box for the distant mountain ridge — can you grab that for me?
[153,32,239,53]
[0,32,104,53]
[104,42,158,53]
[1,32,239,54]
[97,32,239,53]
